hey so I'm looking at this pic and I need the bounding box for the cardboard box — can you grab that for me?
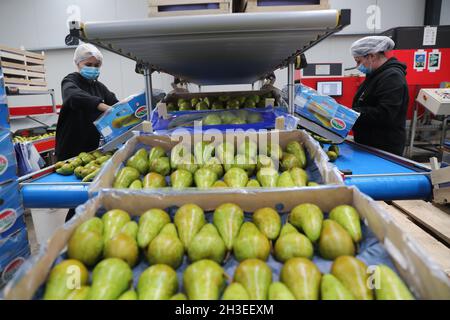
[3,186,450,299]
[94,92,147,144]
[89,129,343,193]
[293,85,360,142]
[0,227,30,289]
[0,129,18,182]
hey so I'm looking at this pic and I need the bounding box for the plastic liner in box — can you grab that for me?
[31,198,396,299]
[151,107,278,132]
[4,186,450,299]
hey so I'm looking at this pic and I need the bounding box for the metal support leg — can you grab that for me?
[408,102,418,158]
[287,62,295,115]
[49,89,56,113]
[251,83,254,91]
[143,66,153,122]
[440,116,448,151]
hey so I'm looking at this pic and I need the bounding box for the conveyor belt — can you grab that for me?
[334,142,432,200]
[20,173,89,209]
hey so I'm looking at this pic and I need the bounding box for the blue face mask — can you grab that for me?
[358,64,372,74]
[80,66,100,80]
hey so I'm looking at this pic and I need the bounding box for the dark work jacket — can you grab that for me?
[55,72,118,161]
[352,58,409,156]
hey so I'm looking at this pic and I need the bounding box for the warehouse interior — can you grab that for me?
[0,0,449,302]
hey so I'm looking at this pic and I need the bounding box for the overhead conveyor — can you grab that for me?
[67,9,351,115]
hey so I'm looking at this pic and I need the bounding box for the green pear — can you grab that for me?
[89,258,133,300]
[223,152,236,172]
[143,172,167,188]
[137,208,171,249]
[118,290,138,300]
[170,293,188,300]
[203,157,224,178]
[177,154,199,175]
[75,217,103,235]
[224,167,248,188]
[187,224,226,264]
[43,260,89,300]
[319,220,355,260]
[215,142,235,163]
[234,259,272,300]
[274,228,314,262]
[222,283,250,300]
[202,113,222,125]
[121,221,138,240]
[211,101,224,110]
[281,153,301,171]
[232,154,256,176]
[237,139,258,158]
[329,205,362,243]
[247,112,262,123]
[149,146,166,164]
[196,101,209,111]
[289,203,323,242]
[331,256,374,300]
[183,260,226,300]
[174,203,206,249]
[126,148,149,175]
[277,171,296,187]
[246,179,261,187]
[147,223,184,269]
[233,222,271,261]
[321,274,355,300]
[102,209,131,243]
[289,167,308,187]
[138,264,178,300]
[191,97,201,106]
[256,154,275,171]
[68,230,103,267]
[279,223,298,237]
[194,141,215,165]
[213,203,244,250]
[256,167,279,187]
[280,257,322,300]
[170,169,193,189]
[268,282,295,300]
[308,182,320,186]
[65,286,91,300]
[170,143,189,170]
[253,207,281,240]
[149,156,171,176]
[194,168,218,189]
[104,233,139,267]
[373,265,414,300]
[129,179,143,190]
[286,141,306,168]
[212,180,228,188]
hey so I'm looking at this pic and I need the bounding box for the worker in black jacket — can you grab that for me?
[55,43,118,161]
[350,36,409,156]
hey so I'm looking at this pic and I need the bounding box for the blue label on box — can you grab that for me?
[293,85,360,138]
[0,181,24,240]
[0,227,30,288]
[94,92,147,143]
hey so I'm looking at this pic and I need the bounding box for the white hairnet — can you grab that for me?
[351,36,395,57]
[73,43,103,65]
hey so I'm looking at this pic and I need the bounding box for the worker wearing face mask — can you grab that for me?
[55,43,118,161]
[350,36,409,156]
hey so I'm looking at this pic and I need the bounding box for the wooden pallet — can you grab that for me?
[240,0,329,12]
[0,45,48,93]
[148,0,232,17]
[378,201,450,277]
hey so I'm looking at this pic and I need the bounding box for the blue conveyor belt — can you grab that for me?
[333,142,432,200]
[20,173,89,208]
